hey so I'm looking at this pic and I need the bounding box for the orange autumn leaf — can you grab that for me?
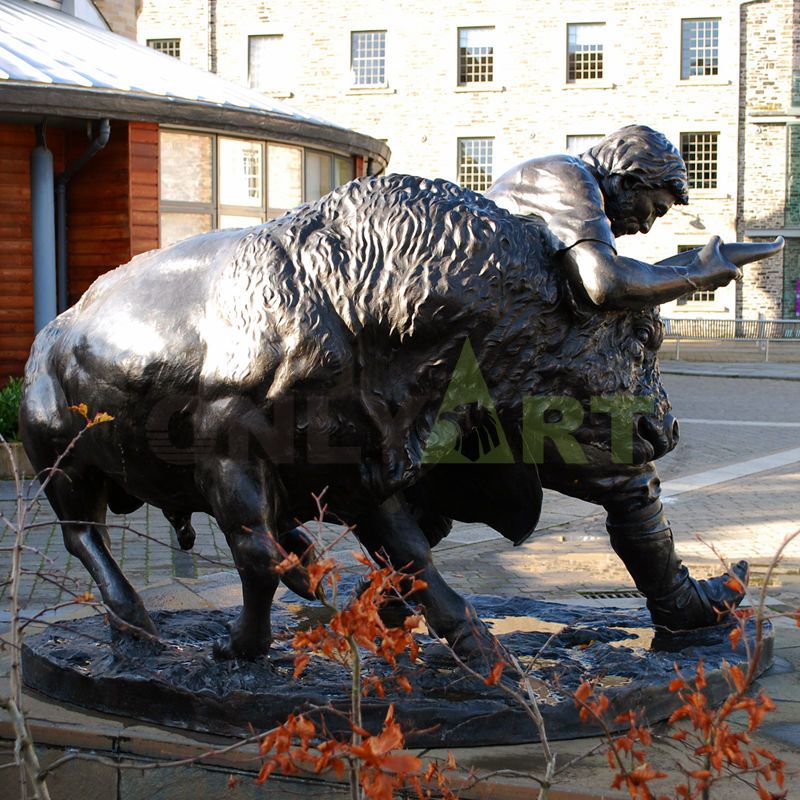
[669,676,686,692]
[293,653,310,678]
[725,575,745,594]
[483,661,504,686]
[274,552,301,574]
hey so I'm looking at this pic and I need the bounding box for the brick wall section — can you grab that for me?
[738,0,795,317]
[93,0,138,39]
[136,0,798,319]
[136,0,211,70]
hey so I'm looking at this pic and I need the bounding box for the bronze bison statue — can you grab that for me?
[20,174,745,659]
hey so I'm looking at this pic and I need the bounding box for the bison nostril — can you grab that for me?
[636,415,672,458]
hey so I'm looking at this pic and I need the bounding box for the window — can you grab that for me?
[305,152,354,202]
[458,27,494,85]
[676,246,715,304]
[458,138,493,192]
[567,23,604,82]
[147,38,181,59]
[268,144,303,218]
[218,137,264,228]
[158,131,352,247]
[680,132,718,189]
[351,30,386,86]
[249,35,285,93]
[566,134,603,156]
[160,131,213,246]
[681,18,719,79]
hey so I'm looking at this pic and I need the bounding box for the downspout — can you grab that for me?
[56,119,111,313]
[30,121,57,333]
[208,0,217,73]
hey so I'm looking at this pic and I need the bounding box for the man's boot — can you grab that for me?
[606,500,748,630]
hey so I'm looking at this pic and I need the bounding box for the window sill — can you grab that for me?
[562,81,615,90]
[687,192,730,202]
[673,304,730,313]
[676,78,733,87]
[346,86,396,95]
[454,84,506,93]
[253,89,294,99]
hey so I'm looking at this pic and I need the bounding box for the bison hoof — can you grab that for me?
[213,616,271,660]
[649,560,749,631]
[176,523,196,550]
[448,622,507,667]
[212,635,271,661]
[109,603,158,639]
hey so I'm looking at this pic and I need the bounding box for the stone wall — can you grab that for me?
[93,0,138,39]
[135,0,799,319]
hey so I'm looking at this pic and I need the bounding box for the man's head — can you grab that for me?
[581,125,689,237]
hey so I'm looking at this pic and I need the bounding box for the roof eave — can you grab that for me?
[0,82,391,167]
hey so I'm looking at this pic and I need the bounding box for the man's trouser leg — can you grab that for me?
[605,497,747,630]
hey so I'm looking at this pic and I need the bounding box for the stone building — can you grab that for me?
[137,0,800,320]
[0,0,387,378]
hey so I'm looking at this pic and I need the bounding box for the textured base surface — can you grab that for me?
[21,593,773,748]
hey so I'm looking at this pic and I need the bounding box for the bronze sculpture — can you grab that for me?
[487,125,759,310]
[20,137,782,661]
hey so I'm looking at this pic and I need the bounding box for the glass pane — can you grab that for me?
[249,35,283,91]
[268,144,303,210]
[567,23,604,82]
[219,138,263,208]
[458,26,494,84]
[566,134,603,156]
[219,214,263,229]
[334,156,354,187]
[351,30,386,85]
[305,151,332,202]
[161,212,212,247]
[160,132,212,203]
[458,138,493,192]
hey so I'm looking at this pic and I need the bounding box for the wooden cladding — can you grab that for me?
[0,120,160,378]
[0,124,38,380]
[66,120,160,303]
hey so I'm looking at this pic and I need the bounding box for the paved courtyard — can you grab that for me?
[2,370,799,618]
[2,366,800,798]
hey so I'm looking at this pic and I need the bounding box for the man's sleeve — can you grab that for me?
[486,156,617,254]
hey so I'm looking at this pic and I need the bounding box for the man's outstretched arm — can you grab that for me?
[563,236,784,310]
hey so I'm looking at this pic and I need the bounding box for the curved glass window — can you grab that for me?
[159,130,356,246]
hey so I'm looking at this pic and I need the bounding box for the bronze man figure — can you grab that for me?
[486,125,783,309]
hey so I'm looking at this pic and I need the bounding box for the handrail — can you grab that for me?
[663,318,800,340]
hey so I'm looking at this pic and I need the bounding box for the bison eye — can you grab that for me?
[634,327,652,346]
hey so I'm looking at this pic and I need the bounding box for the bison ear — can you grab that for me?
[405,462,542,545]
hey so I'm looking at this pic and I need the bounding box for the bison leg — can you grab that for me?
[607,500,747,630]
[275,526,318,600]
[200,459,282,659]
[355,494,499,661]
[163,510,196,551]
[44,470,157,635]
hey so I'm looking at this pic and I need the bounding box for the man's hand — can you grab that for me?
[693,235,741,287]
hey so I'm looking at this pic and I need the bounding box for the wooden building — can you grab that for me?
[0,0,389,378]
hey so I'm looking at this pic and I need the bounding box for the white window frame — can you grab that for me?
[457,26,495,86]
[350,30,388,88]
[566,22,605,83]
[248,34,293,98]
[679,17,720,81]
[457,137,494,192]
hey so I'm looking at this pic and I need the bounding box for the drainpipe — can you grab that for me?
[56,119,111,313]
[30,122,57,334]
